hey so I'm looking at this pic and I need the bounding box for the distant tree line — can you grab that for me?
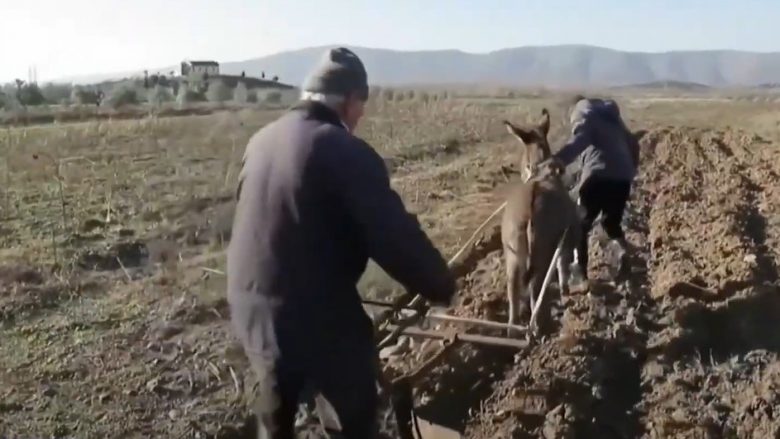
[1,71,287,111]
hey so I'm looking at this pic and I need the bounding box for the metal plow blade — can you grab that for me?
[313,394,342,432]
[413,418,462,439]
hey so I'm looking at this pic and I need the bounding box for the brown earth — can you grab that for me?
[1,95,780,438]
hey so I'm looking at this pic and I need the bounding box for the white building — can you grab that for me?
[180,60,220,77]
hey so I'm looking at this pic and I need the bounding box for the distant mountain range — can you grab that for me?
[54,44,780,88]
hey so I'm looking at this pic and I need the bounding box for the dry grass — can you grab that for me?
[1,90,780,437]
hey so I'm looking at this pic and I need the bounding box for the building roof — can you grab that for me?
[185,60,219,66]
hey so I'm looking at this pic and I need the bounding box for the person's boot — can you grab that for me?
[611,238,631,280]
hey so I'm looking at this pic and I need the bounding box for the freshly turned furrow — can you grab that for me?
[638,128,780,438]
[644,128,762,300]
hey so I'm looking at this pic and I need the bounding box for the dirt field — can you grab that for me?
[2,93,780,438]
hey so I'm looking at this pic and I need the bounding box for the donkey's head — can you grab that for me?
[502,108,552,181]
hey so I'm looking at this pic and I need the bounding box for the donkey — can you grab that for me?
[501,109,581,335]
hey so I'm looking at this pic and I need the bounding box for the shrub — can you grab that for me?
[187,91,206,104]
[17,83,46,106]
[176,83,206,107]
[382,88,395,102]
[265,91,282,104]
[148,85,174,106]
[107,86,139,108]
[41,83,73,104]
[71,87,100,105]
[206,80,232,103]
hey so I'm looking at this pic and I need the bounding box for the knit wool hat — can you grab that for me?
[301,47,369,100]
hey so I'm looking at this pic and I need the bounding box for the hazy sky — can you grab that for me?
[4,0,779,82]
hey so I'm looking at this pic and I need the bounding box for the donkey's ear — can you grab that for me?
[539,108,550,136]
[503,120,534,145]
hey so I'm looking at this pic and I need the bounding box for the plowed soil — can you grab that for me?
[2,96,780,438]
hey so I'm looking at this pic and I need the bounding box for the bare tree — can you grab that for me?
[14,79,26,109]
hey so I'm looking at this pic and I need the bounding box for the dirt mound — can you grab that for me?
[641,349,780,438]
[644,128,778,300]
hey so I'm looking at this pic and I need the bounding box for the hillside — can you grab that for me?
[610,80,713,92]
[55,44,780,87]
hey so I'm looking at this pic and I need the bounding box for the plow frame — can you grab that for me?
[370,292,534,439]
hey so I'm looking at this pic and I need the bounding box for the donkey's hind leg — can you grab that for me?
[505,248,528,337]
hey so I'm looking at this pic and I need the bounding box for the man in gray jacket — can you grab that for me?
[550,95,639,282]
[227,47,455,438]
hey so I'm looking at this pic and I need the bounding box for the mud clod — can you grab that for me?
[77,241,148,271]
